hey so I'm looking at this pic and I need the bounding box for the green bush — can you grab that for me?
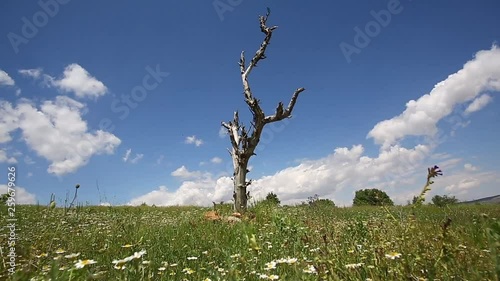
[264,192,281,205]
[353,188,394,206]
[431,194,459,207]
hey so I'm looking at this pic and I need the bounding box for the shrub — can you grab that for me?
[264,192,281,205]
[353,188,394,206]
[431,195,459,207]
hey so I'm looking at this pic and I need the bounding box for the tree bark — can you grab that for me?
[221,9,305,213]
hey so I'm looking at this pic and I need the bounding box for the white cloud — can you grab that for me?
[0,185,36,204]
[0,70,15,86]
[122,149,132,162]
[19,68,43,79]
[128,176,233,206]
[52,64,107,99]
[122,149,143,164]
[211,157,222,164]
[20,64,107,99]
[0,96,121,176]
[130,154,144,164]
[368,46,500,149]
[99,202,111,206]
[171,165,207,180]
[0,149,17,164]
[27,172,33,178]
[185,135,203,147]
[129,142,500,207]
[130,144,434,207]
[465,94,493,114]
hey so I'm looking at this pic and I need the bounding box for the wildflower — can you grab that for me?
[203,278,212,281]
[230,254,241,258]
[112,258,129,266]
[202,251,208,255]
[187,256,198,260]
[264,261,277,270]
[303,265,317,274]
[345,263,364,269]
[75,259,97,269]
[55,248,66,254]
[285,257,298,264]
[142,260,150,265]
[132,249,147,259]
[64,253,80,259]
[121,244,134,248]
[182,267,195,274]
[268,274,279,280]
[158,267,166,271]
[36,253,48,258]
[114,264,126,270]
[385,252,402,259]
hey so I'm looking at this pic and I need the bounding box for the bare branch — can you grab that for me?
[239,51,245,74]
[264,87,305,123]
[221,120,239,153]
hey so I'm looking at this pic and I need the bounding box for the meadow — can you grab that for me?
[1,202,499,281]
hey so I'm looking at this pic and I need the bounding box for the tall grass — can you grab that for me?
[1,202,499,280]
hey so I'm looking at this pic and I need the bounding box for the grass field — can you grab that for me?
[1,202,499,280]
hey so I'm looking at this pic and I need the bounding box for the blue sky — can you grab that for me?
[1,0,499,207]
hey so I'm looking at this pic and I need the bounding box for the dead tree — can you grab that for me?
[221,9,305,213]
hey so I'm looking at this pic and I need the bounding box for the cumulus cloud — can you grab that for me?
[368,46,500,149]
[465,94,493,114]
[0,185,36,204]
[0,70,15,86]
[0,96,121,176]
[185,135,203,147]
[171,166,208,180]
[19,64,107,99]
[128,176,233,207]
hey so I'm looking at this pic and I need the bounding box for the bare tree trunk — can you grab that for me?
[222,9,305,213]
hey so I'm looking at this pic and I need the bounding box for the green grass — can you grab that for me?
[1,203,499,280]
